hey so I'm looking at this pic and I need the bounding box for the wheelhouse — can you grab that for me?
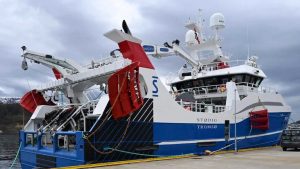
[170,73,265,114]
[171,73,264,92]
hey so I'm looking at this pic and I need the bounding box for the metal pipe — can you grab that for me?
[234,89,238,153]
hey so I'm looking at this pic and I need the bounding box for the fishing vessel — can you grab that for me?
[18,11,291,168]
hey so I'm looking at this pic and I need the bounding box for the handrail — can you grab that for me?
[56,100,98,131]
[201,59,257,70]
[40,108,68,132]
[83,55,123,68]
[177,100,226,113]
[174,82,277,96]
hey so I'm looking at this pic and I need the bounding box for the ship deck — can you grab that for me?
[56,146,300,169]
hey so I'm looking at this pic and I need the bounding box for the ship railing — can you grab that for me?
[236,82,277,94]
[258,85,277,94]
[177,100,226,113]
[40,99,98,133]
[175,84,226,96]
[47,87,102,107]
[178,60,247,73]
[200,59,259,72]
[56,99,98,132]
[174,82,277,97]
[83,54,123,69]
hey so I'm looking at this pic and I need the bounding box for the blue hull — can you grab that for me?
[19,112,290,168]
[153,112,290,155]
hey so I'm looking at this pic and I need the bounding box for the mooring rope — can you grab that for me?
[9,142,22,169]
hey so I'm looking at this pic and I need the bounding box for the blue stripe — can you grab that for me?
[153,112,290,155]
[143,45,155,52]
[159,48,169,52]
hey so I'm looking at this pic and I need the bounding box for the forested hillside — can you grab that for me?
[0,103,31,133]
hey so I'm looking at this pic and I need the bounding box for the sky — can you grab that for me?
[0,0,299,121]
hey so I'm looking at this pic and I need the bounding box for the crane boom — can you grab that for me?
[21,48,86,76]
[143,44,200,68]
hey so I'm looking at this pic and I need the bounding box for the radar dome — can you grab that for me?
[185,30,198,45]
[209,13,225,30]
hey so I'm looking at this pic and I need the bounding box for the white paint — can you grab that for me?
[138,67,290,124]
[24,105,58,131]
[225,81,240,110]
[157,130,283,145]
[93,94,109,115]
[30,105,58,119]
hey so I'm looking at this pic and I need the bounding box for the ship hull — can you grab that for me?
[19,111,290,169]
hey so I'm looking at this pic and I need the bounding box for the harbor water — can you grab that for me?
[0,133,21,169]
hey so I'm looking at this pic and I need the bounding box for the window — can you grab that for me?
[198,79,204,86]
[245,75,250,83]
[249,76,256,84]
[185,81,192,88]
[211,78,218,85]
[235,75,243,83]
[221,77,228,84]
[204,78,213,86]
[255,77,263,87]
[175,83,182,90]
[192,80,199,87]
[171,85,177,92]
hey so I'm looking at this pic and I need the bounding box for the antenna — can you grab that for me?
[247,24,250,59]
[197,9,205,41]
[245,0,250,60]
[198,9,203,27]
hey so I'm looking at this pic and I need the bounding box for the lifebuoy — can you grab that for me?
[220,84,226,92]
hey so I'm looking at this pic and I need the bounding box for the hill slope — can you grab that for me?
[0,103,31,133]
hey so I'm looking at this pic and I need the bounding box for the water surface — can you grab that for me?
[0,133,21,169]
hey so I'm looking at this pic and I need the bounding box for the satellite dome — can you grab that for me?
[209,13,225,30]
[185,30,198,45]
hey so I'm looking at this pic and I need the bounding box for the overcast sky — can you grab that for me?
[0,0,299,121]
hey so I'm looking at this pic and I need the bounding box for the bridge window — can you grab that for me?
[172,74,263,91]
[221,77,229,84]
[245,75,251,83]
[255,77,263,87]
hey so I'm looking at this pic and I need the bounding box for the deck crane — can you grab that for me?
[21,46,86,78]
